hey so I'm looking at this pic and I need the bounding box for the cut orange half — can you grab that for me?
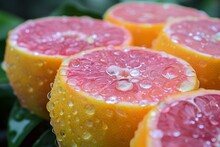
[131,89,220,147]
[3,16,132,119]
[104,2,207,47]
[153,17,220,90]
[47,46,199,146]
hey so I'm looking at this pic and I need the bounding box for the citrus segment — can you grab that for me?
[131,89,220,147]
[3,16,132,119]
[47,46,199,146]
[104,2,207,47]
[153,17,220,89]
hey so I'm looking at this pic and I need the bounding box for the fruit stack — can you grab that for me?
[3,2,220,147]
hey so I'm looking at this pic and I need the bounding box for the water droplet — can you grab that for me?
[60,130,66,138]
[37,62,43,67]
[173,131,181,137]
[60,69,66,76]
[73,108,78,115]
[130,69,139,77]
[85,120,93,127]
[47,91,51,100]
[209,115,219,125]
[105,109,114,117]
[106,65,121,76]
[206,141,211,145]
[162,66,178,79]
[106,96,118,104]
[60,109,64,116]
[192,133,199,138]
[102,122,108,130]
[1,62,7,71]
[48,69,54,74]
[38,81,44,86]
[87,36,94,44]
[150,129,163,139]
[176,80,194,92]
[199,61,208,69]
[171,36,179,43]
[82,131,92,140]
[28,87,34,93]
[140,83,152,89]
[50,83,54,88]
[197,113,202,118]
[116,80,133,92]
[185,68,196,77]
[213,32,220,41]
[68,101,74,107]
[198,124,204,129]
[46,102,54,111]
[85,104,95,115]
[211,137,216,142]
[116,109,127,118]
[193,36,202,41]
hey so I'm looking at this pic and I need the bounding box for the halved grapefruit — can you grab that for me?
[131,89,220,147]
[47,46,199,146]
[3,16,132,119]
[104,2,207,47]
[153,17,220,90]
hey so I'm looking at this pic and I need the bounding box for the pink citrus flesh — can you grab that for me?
[4,16,132,119]
[47,46,199,146]
[109,2,207,24]
[131,89,220,147]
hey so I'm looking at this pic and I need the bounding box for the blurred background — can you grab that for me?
[0,0,219,147]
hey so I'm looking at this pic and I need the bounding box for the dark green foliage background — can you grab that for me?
[0,0,219,146]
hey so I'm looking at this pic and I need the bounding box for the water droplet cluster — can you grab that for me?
[11,17,129,56]
[65,48,196,105]
[168,19,220,56]
[153,93,220,146]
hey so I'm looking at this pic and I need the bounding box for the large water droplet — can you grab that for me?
[106,65,121,76]
[162,66,178,79]
[185,68,196,77]
[176,80,194,92]
[85,104,95,115]
[82,131,92,140]
[116,80,133,92]
[150,129,163,139]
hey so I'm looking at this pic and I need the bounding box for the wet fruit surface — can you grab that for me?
[47,46,198,146]
[3,16,132,119]
[153,17,220,89]
[130,89,220,147]
[109,2,206,24]
[104,2,207,47]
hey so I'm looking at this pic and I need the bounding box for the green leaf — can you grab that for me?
[0,11,23,40]
[51,1,102,19]
[7,100,43,147]
[33,128,57,147]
